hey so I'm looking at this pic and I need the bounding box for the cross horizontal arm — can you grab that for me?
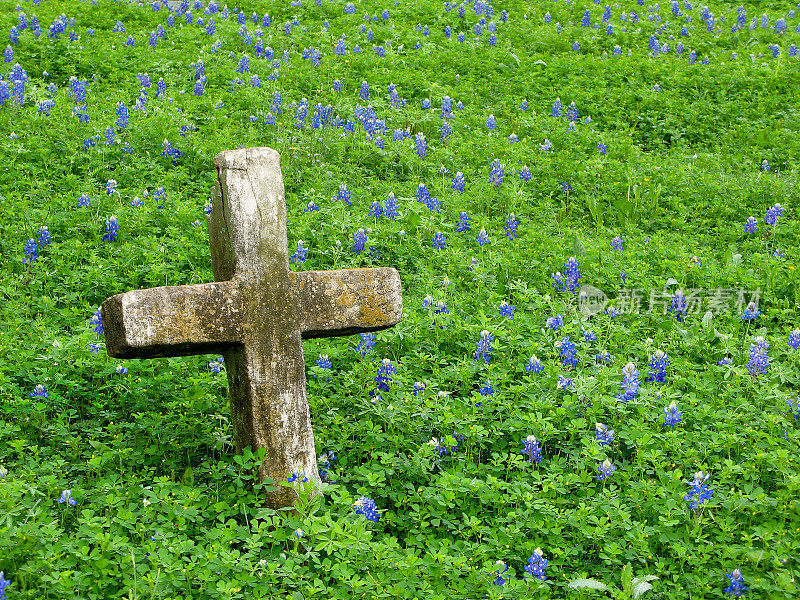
[293,268,403,339]
[102,281,242,358]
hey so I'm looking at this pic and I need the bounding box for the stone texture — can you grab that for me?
[101,147,403,509]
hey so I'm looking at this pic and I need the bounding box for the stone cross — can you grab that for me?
[101,147,403,509]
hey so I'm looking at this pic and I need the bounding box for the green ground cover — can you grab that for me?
[0,0,799,597]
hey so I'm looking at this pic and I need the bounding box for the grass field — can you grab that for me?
[0,0,799,597]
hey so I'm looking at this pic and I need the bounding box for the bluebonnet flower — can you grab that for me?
[208,357,225,373]
[786,397,800,421]
[478,380,494,397]
[473,330,494,363]
[356,332,376,357]
[440,121,451,143]
[368,200,383,218]
[455,211,471,232]
[116,365,128,375]
[556,336,578,368]
[316,354,332,370]
[546,314,563,330]
[521,435,543,463]
[596,349,612,363]
[765,203,784,226]
[106,179,118,196]
[684,470,713,509]
[596,459,616,480]
[583,330,597,341]
[432,232,447,250]
[290,240,307,264]
[669,290,688,321]
[235,54,249,73]
[383,193,399,220]
[22,238,38,264]
[57,489,77,506]
[595,423,615,445]
[485,114,496,129]
[520,98,529,111]
[337,183,351,205]
[741,301,760,320]
[611,235,624,251]
[30,384,48,398]
[498,301,515,319]
[551,257,581,293]
[359,80,369,101]
[476,228,490,246]
[663,400,682,427]
[746,336,770,376]
[788,330,800,350]
[646,350,669,382]
[103,216,119,242]
[616,362,640,402]
[526,355,544,373]
[724,569,746,597]
[525,548,548,580]
[287,470,309,483]
[491,561,508,586]
[90,309,103,335]
[504,213,519,239]
[557,374,574,390]
[353,495,379,521]
[351,229,367,254]
[718,357,732,366]
[566,102,579,121]
[743,216,758,233]
[451,172,465,192]
[540,138,553,152]
[413,132,427,158]
[374,358,397,392]
[572,41,581,52]
[488,159,504,186]
[519,166,532,181]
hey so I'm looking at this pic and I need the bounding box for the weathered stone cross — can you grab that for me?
[101,147,402,508]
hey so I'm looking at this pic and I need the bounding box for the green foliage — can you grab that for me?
[1,0,800,598]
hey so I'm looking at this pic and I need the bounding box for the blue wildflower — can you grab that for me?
[488,159,504,187]
[476,228,490,246]
[646,350,669,382]
[526,355,544,373]
[56,489,77,506]
[356,332,376,357]
[741,301,760,320]
[596,459,616,480]
[663,401,682,427]
[765,203,784,226]
[451,172,465,192]
[521,435,543,463]
[359,80,369,101]
[540,138,552,152]
[22,238,38,264]
[30,384,48,398]
[746,336,770,376]
[724,569,746,597]
[455,211,471,232]
[551,257,581,293]
[551,98,563,117]
[611,235,623,251]
[414,132,427,158]
[432,232,447,250]
[351,228,367,254]
[524,548,548,581]
[566,101,579,121]
[478,380,494,397]
[353,495,379,522]
[491,561,508,586]
[473,330,494,363]
[504,213,519,239]
[102,216,119,242]
[290,240,307,264]
[684,470,713,509]
[583,330,597,341]
[546,314,563,330]
[374,358,397,392]
[668,290,688,321]
[595,423,615,445]
[485,114,496,129]
[788,330,800,350]
[556,336,578,368]
[519,166,532,181]
[616,362,640,402]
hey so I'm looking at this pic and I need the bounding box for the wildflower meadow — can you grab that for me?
[1,0,799,598]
